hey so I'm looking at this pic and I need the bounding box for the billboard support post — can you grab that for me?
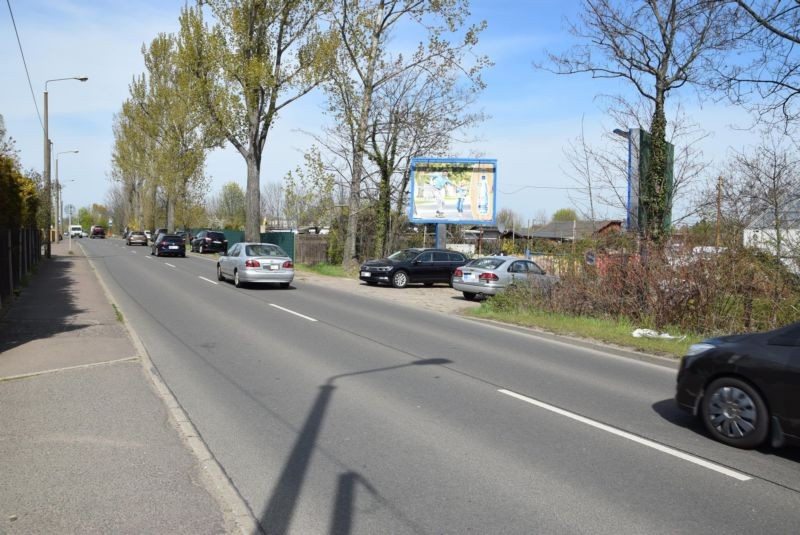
[435,224,446,249]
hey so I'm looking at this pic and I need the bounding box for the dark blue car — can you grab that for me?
[151,234,186,257]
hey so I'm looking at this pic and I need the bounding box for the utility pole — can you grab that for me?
[716,175,722,248]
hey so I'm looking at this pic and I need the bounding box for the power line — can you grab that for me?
[5,0,43,130]
[499,184,622,194]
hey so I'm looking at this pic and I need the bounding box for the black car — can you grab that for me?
[359,248,467,288]
[191,230,228,254]
[675,321,800,449]
[153,228,168,244]
[90,226,106,239]
[151,234,186,257]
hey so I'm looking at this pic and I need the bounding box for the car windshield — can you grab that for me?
[468,258,504,270]
[246,244,286,257]
[208,232,225,240]
[162,236,183,243]
[388,250,420,262]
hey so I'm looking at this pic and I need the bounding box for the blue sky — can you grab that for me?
[1,0,759,224]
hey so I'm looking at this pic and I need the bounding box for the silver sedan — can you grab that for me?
[451,255,558,301]
[217,242,294,288]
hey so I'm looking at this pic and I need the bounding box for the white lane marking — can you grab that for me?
[165,263,176,268]
[269,303,317,322]
[199,276,218,285]
[498,388,751,482]
[130,250,136,254]
[144,255,151,260]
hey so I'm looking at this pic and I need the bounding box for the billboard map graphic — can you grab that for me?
[409,158,497,225]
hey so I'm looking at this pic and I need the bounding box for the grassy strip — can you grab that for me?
[295,262,354,278]
[467,304,703,358]
[112,304,124,323]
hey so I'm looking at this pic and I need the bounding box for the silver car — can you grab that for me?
[451,255,558,301]
[217,242,294,288]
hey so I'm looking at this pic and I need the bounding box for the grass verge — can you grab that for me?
[112,303,124,323]
[296,262,354,278]
[467,304,702,358]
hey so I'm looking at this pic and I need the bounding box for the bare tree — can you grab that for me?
[544,0,733,243]
[261,181,286,228]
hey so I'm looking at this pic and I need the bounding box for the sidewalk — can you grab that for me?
[0,241,235,534]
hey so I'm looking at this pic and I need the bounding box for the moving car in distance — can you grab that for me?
[191,230,228,254]
[144,230,152,242]
[152,228,168,244]
[69,225,83,238]
[90,226,106,239]
[359,248,467,288]
[151,234,186,257]
[217,242,294,288]
[126,230,148,246]
[452,256,558,301]
[675,321,800,449]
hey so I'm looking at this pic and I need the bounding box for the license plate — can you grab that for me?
[360,271,370,277]
[463,273,474,282]
[169,246,178,250]
[213,241,221,244]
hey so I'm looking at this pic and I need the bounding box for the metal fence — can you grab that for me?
[0,227,41,308]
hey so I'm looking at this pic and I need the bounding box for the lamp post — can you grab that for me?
[55,150,79,242]
[44,76,88,258]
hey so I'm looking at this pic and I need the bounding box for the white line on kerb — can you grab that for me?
[497,388,751,482]
[198,276,218,285]
[269,303,317,322]
[165,263,176,268]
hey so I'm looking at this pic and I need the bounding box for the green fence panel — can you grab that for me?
[260,232,295,260]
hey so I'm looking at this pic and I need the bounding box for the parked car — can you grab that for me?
[191,230,228,254]
[144,230,152,242]
[69,225,83,238]
[126,230,148,246]
[90,226,106,239]
[451,256,559,301]
[81,230,89,238]
[217,242,293,288]
[151,234,186,257]
[359,248,467,288]
[153,228,168,243]
[675,321,800,449]
[175,230,188,244]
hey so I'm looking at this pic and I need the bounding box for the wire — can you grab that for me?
[5,0,43,130]
[499,184,622,194]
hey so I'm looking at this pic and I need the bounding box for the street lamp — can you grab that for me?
[44,76,88,258]
[55,149,79,242]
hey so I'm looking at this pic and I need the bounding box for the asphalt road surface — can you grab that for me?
[82,238,800,535]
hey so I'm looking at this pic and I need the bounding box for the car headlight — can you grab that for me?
[372,266,391,272]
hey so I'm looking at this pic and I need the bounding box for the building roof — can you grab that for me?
[747,197,800,230]
[529,220,622,241]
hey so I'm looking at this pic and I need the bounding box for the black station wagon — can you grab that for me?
[359,248,467,288]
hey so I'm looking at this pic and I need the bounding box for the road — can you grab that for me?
[82,238,800,534]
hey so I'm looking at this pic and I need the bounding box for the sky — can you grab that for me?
[1,0,762,226]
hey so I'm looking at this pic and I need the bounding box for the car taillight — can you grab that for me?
[245,259,260,267]
[205,237,211,242]
[282,260,293,269]
[454,268,463,276]
[160,241,168,246]
[479,273,499,281]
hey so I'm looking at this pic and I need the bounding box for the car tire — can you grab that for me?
[391,270,409,288]
[463,291,477,301]
[234,270,243,288]
[217,265,225,281]
[181,253,186,258]
[701,377,769,449]
[279,282,290,289]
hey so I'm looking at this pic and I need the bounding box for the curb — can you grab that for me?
[78,242,262,535]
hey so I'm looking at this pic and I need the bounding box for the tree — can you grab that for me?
[177,0,338,242]
[545,0,733,243]
[334,0,488,266]
[261,181,285,228]
[209,182,246,229]
[720,1,800,126]
[284,147,335,229]
[496,208,524,232]
[552,208,578,222]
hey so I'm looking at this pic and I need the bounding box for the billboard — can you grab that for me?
[626,129,674,233]
[409,158,497,224]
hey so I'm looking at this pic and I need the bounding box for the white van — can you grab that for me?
[69,225,83,238]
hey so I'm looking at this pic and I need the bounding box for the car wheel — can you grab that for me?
[391,270,409,288]
[279,282,290,289]
[701,377,769,449]
[234,270,243,288]
[217,265,225,281]
[463,291,477,301]
[181,253,186,258]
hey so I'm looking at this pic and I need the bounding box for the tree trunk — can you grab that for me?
[245,153,261,241]
[167,194,175,232]
[374,169,392,257]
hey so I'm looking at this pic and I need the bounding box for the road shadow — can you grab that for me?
[652,398,800,462]
[0,254,88,354]
[258,358,451,535]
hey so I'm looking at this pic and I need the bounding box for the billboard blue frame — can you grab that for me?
[409,157,497,225]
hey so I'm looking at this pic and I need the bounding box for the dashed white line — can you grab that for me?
[144,255,151,260]
[198,276,218,285]
[165,263,176,268]
[497,388,751,482]
[269,304,317,322]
